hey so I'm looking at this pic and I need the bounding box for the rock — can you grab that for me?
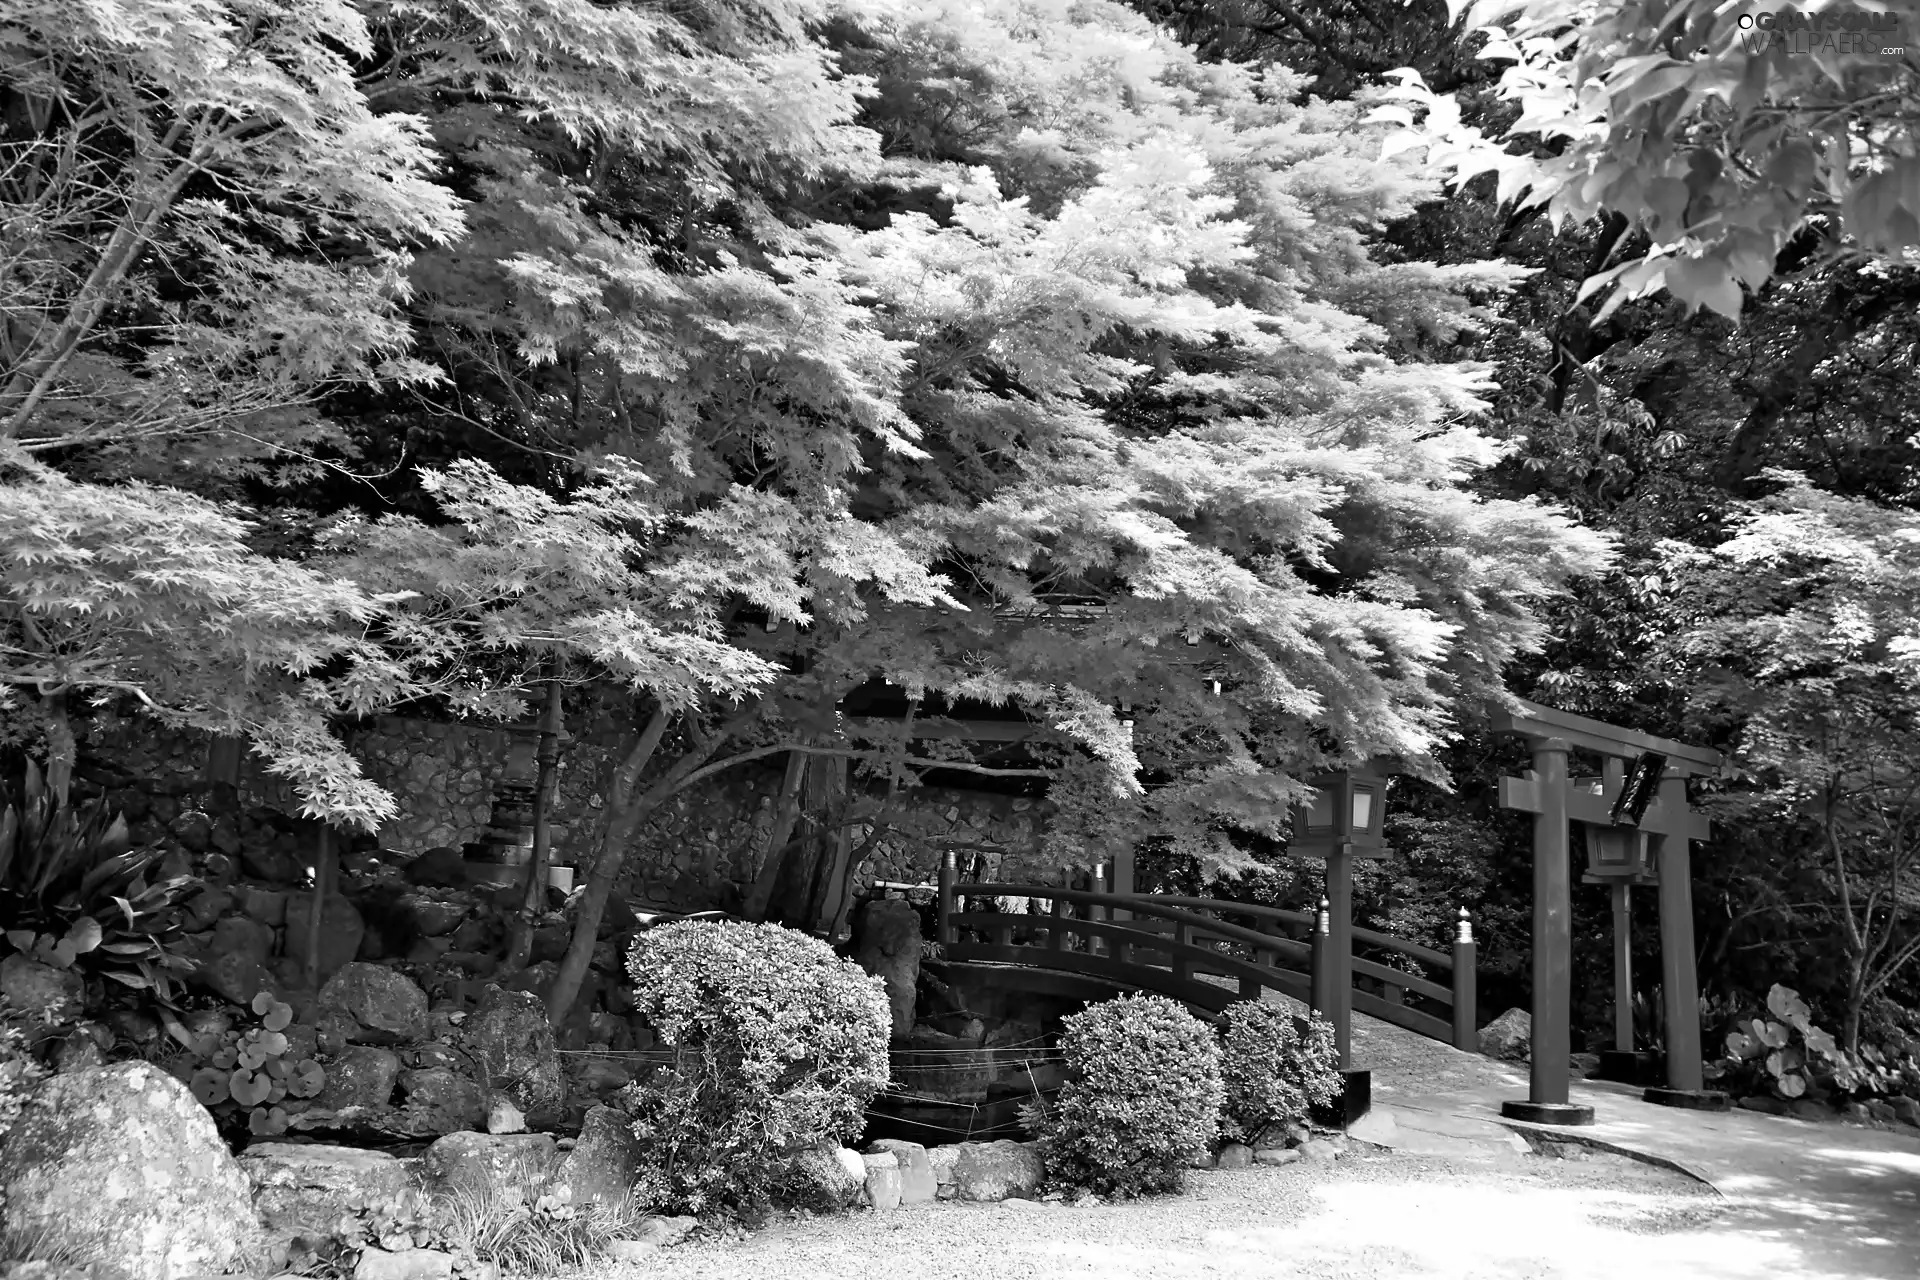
[238,886,288,926]
[862,1150,903,1210]
[194,950,277,1008]
[395,1069,487,1133]
[240,845,304,886]
[285,892,366,981]
[926,1144,960,1197]
[464,986,566,1125]
[407,898,466,939]
[1789,1099,1831,1123]
[1299,1139,1339,1163]
[104,1008,162,1046]
[487,1097,526,1134]
[1346,1108,1400,1147]
[864,1138,936,1204]
[315,1046,401,1111]
[181,886,230,931]
[530,926,570,964]
[550,1106,640,1209]
[1737,1094,1787,1115]
[1188,1148,1218,1169]
[319,962,429,1046]
[0,954,85,1019]
[208,915,273,962]
[239,1142,410,1252]
[1254,1147,1301,1166]
[851,898,922,1040]
[169,810,213,853]
[948,1139,1045,1202]
[405,848,468,888]
[572,1057,633,1097]
[605,1240,656,1263]
[0,1062,261,1278]
[635,1215,697,1247]
[420,1132,557,1202]
[316,1009,358,1056]
[1892,1095,1920,1128]
[1478,1008,1532,1061]
[780,1145,867,1211]
[1216,1143,1254,1169]
[352,1247,453,1280]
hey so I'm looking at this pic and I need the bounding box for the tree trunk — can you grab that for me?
[503,676,565,974]
[304,824,332,991]
[40,688,74,808]
[545,703,672,1028]
[741,749,809,921]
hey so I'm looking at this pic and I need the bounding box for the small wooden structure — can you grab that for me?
[1492,700,1726,1124]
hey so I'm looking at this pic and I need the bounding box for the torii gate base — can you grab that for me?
[1491,701,1731,1126]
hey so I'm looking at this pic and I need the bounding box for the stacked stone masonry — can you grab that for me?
[77,702,1054,917]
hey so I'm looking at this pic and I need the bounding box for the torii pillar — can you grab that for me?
[1491,700,1728,1124]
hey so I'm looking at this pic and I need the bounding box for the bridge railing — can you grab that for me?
[935,873,1478,1054]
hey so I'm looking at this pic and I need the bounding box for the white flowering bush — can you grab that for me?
[620,920,890,1215]
[1039,993,1222,1197]
[1218,1002,1341,1143]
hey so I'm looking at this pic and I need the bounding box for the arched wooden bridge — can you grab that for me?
[934,881,1480,1056]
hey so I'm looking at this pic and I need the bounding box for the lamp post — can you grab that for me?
[1290,759,1392,1125]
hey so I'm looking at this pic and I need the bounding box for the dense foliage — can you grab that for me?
[1040,992,1223,1196]
[1218,1001,1341,1142]
[620,920,890,1215]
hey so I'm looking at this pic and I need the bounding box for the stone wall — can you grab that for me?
[73,706,1058,919]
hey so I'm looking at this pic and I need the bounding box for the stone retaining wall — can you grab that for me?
[74,704,1054,916]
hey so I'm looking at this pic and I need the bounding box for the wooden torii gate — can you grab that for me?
[1492,699,1727,1125]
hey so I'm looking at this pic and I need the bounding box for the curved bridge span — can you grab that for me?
[934,882,1480,1054]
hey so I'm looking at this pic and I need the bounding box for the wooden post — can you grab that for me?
[1049,880,1068,952]
[1528,737,1573,1109]
[205,735,243,787]
[1172,920,1192,982]
[1111,844,1134,922]
[1656,776,1705,1092]
[1452,907,1477,1052]
[1310,898,1336,1026]
[937,847,956,945]
[1613,882,1634,1053]
[1326,846,1355,1070]
[1091,863,1106,956]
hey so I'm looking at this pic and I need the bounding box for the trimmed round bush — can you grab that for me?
[621,920,890,1215]
[1219,1001,1341,1143]
[1040,992,1222,1197]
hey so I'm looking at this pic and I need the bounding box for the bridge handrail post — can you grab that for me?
[1091,864,1107,955]
[1309,898,1336,1020]
[937,848,957,945]
[1452,906,1477,1052]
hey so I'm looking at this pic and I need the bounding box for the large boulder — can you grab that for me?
[395,1068,488,1134]
[463,986,566,1125]
[548,1106,641,1209]
[405,847,468,888]
[319,962,430,1046]
[238,1142,411,1255]
[0,1062,262,1278]
[778,1145,867,1211]
[420,1131,558,1203]
[946,1140,1044,1202]
[285,892,366,982]
[314,1045,402,1111]
[1478,1008,1532,1061]
[194,950,277,1008]
[852,898,922,1040]
[0,954,84,1019]
[861,1150,903,1210]
[864,1138,937,1204]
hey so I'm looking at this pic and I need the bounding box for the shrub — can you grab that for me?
[1219,1001,1341,1143]
[1039,992,1222,1197]
[1709,982,1920,1102]
[620,919,891,1216]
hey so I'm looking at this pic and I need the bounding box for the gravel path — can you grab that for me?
[576,1149,1734,1280]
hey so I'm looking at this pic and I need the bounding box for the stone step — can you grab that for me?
[1347,1105,1531,1159]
